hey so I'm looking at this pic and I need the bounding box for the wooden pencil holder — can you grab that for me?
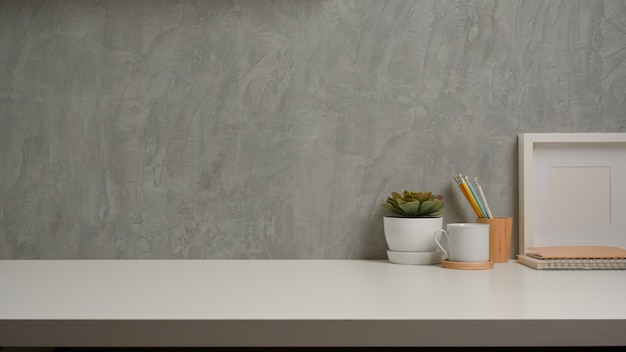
[476,217,512,263]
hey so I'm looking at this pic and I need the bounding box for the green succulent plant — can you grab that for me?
[381,190,444,217]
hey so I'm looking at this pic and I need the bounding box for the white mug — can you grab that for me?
[433,223,490,262]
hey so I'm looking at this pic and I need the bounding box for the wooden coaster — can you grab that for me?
[441,259,494,270]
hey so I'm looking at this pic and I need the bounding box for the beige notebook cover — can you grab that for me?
[526,246,626,259]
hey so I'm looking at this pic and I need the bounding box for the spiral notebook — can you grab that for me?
[518,246,626,270]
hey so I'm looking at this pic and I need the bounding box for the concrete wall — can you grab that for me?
[1,0,624,259]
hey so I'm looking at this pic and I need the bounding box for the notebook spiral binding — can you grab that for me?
[543,258,626,270]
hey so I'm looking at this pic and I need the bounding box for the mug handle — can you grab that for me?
[433,229,448,259]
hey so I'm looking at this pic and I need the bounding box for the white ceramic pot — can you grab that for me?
[383,216,443,252]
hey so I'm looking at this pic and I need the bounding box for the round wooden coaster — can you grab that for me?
[441,259,494,270]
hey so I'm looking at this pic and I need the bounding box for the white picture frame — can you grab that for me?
[518,133,626,255]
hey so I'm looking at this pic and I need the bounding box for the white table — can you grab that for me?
[1,260,625,347]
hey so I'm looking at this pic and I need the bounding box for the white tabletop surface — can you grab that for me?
[1,259,625,347]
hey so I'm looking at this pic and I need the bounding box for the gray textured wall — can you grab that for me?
[1,0,624,259]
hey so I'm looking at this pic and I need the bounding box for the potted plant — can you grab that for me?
[381,190,444,256]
